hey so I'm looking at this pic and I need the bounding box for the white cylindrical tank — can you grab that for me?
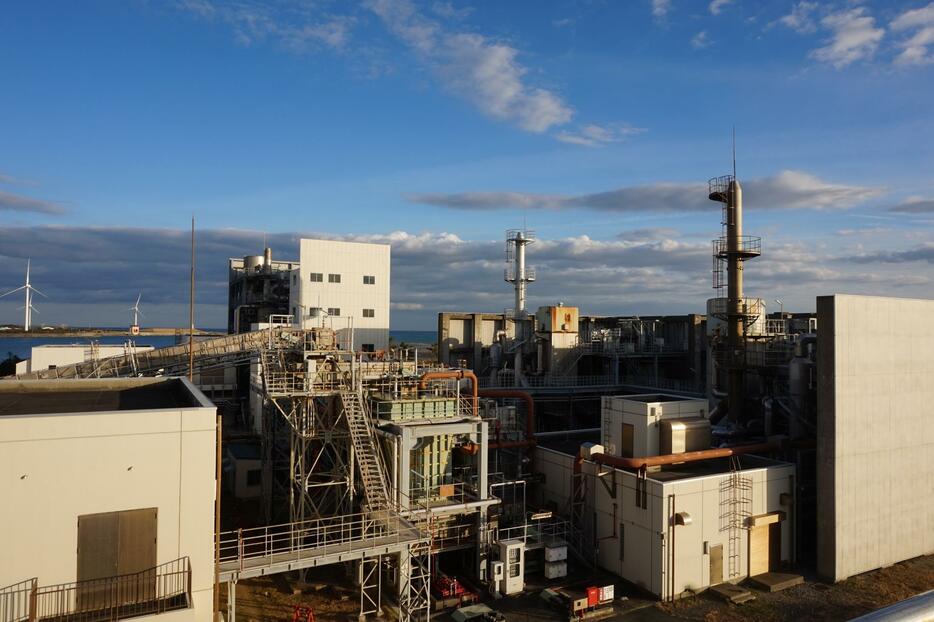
[243,255,265,273]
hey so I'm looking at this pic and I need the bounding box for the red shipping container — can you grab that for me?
[586,587,600,607]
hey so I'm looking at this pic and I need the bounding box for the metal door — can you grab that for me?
[709,543,723,585]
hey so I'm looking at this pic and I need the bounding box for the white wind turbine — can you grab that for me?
[129,293,143,334]
[0,259,46,332]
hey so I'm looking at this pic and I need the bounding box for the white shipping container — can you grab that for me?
[544,561,567,579]
[544,543,567,562]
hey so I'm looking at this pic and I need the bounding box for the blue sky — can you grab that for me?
[1,0,933,329]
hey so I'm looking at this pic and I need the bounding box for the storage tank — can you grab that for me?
[243,255,265,273]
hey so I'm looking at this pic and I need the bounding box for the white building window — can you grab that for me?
[363,275,376,285]
[310,273,323,282]
[328,273,341,283]
[362,344,375,352]
[327,307,341,316]
[363,308,375,318]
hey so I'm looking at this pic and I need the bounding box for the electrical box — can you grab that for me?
[498,539,525,595]
[491,561,504,583]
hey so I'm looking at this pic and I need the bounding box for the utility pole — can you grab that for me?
[189,217,195,381]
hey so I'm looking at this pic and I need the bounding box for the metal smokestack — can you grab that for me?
[709,174,760,424]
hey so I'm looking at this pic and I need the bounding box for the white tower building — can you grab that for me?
[289,238,391,352]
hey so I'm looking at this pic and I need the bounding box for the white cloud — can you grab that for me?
[778,1,818,34]
[430,2,473,20]
[651,0,672,20]
[890,2,934,66]
[367,0,573,133]
[177,0,351,51]
[405,170,885,212]
[691,31,712,49]
[709,0,734,16]
[810,7,884,68]
[555,123,646,147]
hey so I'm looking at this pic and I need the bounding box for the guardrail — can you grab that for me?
[218,504,427,575]
[1,578,36,622]
[1,558,191,622]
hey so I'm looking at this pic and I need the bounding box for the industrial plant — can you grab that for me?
[2,173,933,622]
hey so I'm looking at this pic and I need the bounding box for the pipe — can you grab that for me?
[419,370,478,417]
[591,441,779,469]
[479,389,536,449]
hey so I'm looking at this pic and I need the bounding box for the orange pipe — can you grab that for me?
[591,442,779,469]
[418,370,478,418]
[479,389,536,449]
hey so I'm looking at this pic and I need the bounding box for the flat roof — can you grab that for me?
[0,378,209,416]
[622,394,694,403]
[538,438,789,481]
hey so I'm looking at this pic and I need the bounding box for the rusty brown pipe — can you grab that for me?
[418,370,478,418]
[478,389,536,450]
[591,441,779,469]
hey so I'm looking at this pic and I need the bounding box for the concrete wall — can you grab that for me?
[817,294,934,581]
[0,387,216,621]
[292,239,390,351]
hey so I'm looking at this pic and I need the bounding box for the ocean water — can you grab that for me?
[0,329,436,361]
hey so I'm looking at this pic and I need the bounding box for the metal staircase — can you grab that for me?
[341,390,390,513]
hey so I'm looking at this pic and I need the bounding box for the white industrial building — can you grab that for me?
[289,238,390,352]
[0,377,217,622]
[817,294,934,582]
[536,394,795,600]
[15,343,155,375]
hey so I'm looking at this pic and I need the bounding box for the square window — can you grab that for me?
[363,275,376,285]
[310,272,323,282]
[363,308,375,318]
[362,344,375,352]
[328,273,341,283]
[327,307,340,316]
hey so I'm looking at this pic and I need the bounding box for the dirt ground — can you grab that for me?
[656,554,934,622]
[221,554,934,621]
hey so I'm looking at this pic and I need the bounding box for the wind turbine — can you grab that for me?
[129,293,143,335]
[0,259,46,332]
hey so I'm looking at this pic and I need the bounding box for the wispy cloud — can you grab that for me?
[709,0,734,16]
[177,0,352,52]
[887,197,934,213]
[890,2,934,66]
[846,243,934,264]
[0,172,36,186]
[810,7,884,68]
[430,1,473,20]
[651,0,671,20]
[367,0,573,133]
[0,191,65,215]
[778,1,818,34]
[555,123,646,147]
[405,170,884,212]
[691,30,712,49]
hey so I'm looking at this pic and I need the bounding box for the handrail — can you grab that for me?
[2,557,191,622]
[0,578,36,622]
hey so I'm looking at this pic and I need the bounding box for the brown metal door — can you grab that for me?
[621,423,634,458]
[77,509,157,610]
[77,512,119,610]
[117,509,158,603]
[709,544,723,585]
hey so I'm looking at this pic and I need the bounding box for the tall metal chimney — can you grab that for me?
[709,175,760,423]
[505,230,536,318]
